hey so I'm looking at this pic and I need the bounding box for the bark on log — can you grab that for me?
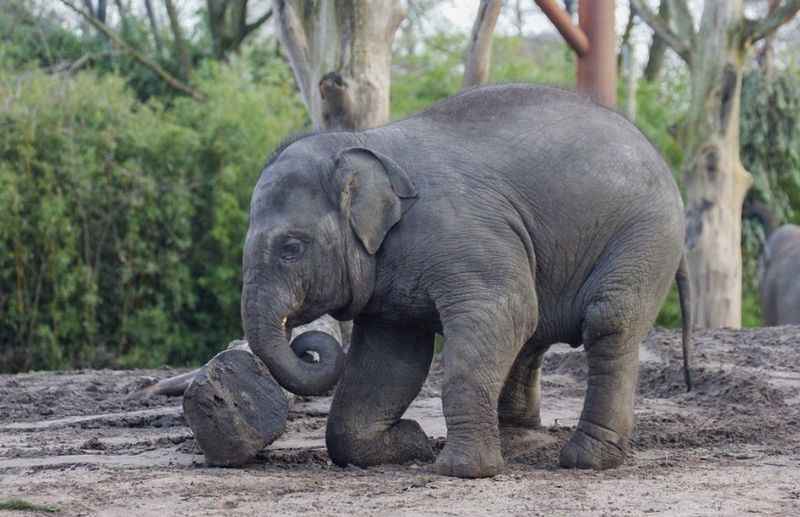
[128,316,343,400]
[183,348,289,466]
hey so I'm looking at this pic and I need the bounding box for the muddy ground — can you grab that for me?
[2,327,799,516]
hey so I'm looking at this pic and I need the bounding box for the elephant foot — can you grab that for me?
[434,441,504,478]
[327,419,434,468]
[499,425,556,460]
[559,423,629,470]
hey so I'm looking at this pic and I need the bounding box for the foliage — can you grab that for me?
[0,55,306,372]
[0,499,58,513]
[0,1,85,70]
[391,32,466,118]
[741,70,800,225]
[739,69,800,326]
[632,67,690,174]
[391,34,575,119]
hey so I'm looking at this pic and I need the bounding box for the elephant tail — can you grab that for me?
[675,251,693,392]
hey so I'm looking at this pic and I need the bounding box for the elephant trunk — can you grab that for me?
[242,283,345,396]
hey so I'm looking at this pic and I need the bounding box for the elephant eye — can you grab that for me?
[280,237,306,261]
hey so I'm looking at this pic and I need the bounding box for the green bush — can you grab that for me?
[0,57,305,372]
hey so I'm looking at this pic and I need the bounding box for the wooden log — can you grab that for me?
[128,314,346,400]
[183,348,289,466]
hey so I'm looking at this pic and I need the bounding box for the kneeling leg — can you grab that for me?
[326,319,435,467]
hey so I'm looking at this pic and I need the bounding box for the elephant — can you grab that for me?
[743,200,800,326]
[759,224,800,325]
[241,84,692,478]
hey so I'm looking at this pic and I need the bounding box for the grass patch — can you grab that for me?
[0,499,58,513]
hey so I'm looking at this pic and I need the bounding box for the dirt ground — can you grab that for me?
[2,327,800,516]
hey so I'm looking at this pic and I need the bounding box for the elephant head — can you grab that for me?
[241,142,417,396]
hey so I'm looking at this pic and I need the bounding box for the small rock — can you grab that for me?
[82,437,106,450]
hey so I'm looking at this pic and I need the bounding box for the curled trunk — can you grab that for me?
[242,283,345,396]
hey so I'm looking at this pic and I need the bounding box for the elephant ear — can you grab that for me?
[330,147,417,255]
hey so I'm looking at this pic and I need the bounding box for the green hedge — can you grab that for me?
[0,59,306,372]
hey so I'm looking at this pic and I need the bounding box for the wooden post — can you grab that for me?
[576,0,617,107]
[534,0,617,108]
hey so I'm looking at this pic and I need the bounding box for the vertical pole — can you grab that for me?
[577,0,616,107]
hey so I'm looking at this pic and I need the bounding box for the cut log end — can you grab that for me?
[183,348,289,467]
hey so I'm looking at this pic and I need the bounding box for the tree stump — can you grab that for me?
[183,348,289,467]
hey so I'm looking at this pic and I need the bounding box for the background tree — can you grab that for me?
[206,0,273,60]
[642,0,669,82]
[273,0,406,130]
[164,0,192,80]
[632,0,800,328]
[463,0,503,88]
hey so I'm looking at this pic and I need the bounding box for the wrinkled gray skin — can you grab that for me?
[760,225,800,325]
[242,85,691,478]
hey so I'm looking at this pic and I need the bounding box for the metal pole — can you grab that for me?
[577,0,617,107]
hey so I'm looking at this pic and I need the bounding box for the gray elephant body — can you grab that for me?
[760,224,800,325]
[243,84,690,478]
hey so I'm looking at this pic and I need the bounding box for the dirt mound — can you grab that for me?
[541,350,587,380]
[633,408,800,452]
[638,362,788,407]
[646,325,800,367]
[0,368,190,423]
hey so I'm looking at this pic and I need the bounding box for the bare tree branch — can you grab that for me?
[143,0,164,57]
[58,0,205,101]
[746,0,800,42]
[630,0,692,66]
[463,0,502,88]
[272,0,312,109]
[164,0,192,80]
[666,0,695,46]
[643,0,670,81]
[534,0,589,56]
[243,8,273,38]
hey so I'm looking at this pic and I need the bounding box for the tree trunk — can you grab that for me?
[757,0,781,78]
[643,0,669,81]
[164,0,192,80]
[683,1,752,328]
[273,0,405,345]
[463,0,502,89]
[143,0,164,58]
[621,44,637,120]
[274,0,405,130]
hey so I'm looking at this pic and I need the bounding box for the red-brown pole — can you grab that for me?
[576,0,617,107]
[534,0,589,56]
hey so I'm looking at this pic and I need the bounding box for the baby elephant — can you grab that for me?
[241,84,691,478]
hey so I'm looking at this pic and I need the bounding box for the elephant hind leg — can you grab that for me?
[498,342,546,429]
[326,319,435,468]
[559,298,646,470]
[498,343,555,460]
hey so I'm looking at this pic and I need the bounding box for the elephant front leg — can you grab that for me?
[435,304,536,478]
[326,319,435,468]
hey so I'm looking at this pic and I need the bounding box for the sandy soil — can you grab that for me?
[2,327,800,516]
